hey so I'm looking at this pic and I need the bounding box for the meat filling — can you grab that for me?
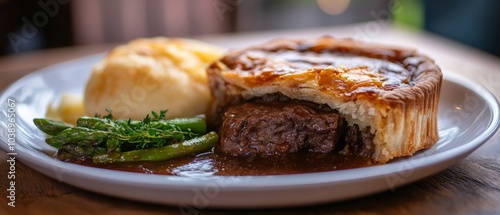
[218,94,375,158]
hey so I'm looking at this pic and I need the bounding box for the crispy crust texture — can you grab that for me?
[207,36,442,163]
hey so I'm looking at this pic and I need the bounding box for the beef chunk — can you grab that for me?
[341,124,375,157]
[219,102,345,156]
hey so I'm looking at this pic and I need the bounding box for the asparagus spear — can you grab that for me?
[163,117,206,134]
[33,118,72,135]
[55,143,107,160]
[93,131,218,163]
[45,127,110,149]
[76,116,116,131]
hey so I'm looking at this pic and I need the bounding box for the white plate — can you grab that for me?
[0,54,499,208]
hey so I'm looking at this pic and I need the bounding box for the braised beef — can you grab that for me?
[220,102,345,156]
[217,94,375,158]
[341,124,375,157]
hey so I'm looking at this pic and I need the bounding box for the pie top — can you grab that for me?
[213,36,440,104]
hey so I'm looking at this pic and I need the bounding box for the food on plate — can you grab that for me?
[207,36,442,163]
[33,36,443,176]
[46,92,86,125]
[84,37,225,120]
[34,110,218,163]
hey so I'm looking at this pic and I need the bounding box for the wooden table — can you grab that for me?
[1,24,500,215]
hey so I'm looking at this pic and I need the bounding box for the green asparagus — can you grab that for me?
[45,127,110,149]
[93,131,218,163]
[33,110,216,163]
[33,118,72,135]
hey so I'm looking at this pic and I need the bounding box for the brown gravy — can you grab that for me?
[72,151,375,176]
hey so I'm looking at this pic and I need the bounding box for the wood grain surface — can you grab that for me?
[1,25,500,215]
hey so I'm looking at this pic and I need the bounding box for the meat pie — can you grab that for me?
[207,36,442,163]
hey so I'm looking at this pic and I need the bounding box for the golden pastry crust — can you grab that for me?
[207,36,442,163]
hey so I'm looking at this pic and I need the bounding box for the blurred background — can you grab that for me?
[0,0,499,57]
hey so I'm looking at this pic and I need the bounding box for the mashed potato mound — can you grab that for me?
[84,37,224,120]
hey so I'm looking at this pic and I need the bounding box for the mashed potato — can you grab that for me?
[84,37,224,120]
[46,92,86,125]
